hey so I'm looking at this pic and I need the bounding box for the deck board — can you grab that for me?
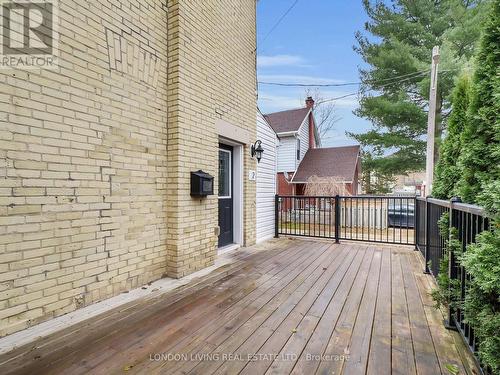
[0,239,479,375]
[391,251,417,375]
[366,249,392,375]
[290,248,368,375]
[315,246,374,375]
[400,253,441,375]
[342,248,382,375]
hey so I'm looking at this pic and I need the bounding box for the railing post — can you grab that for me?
[274,195,279,238]
[414,196,419,250]
[424,197,430,274]
[334,195,340,243]
[446,196,461,330]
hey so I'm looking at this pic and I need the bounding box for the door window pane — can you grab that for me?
[219,150,231,197]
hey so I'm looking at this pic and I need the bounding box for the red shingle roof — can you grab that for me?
[292,145,360,183]
[264,107,310,134]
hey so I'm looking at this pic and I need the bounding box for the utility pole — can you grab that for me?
[425,46,440,196]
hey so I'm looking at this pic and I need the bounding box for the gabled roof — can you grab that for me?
[292,145,360,183]
[257,107,278,136]
[264,107,310,134]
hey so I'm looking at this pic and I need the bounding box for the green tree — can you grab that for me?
[456,0,500,204]
[432,75,471,199]
[456,2,499,370]
[360,152,395,194]
[460,180,500,372]
[350,0,488,179]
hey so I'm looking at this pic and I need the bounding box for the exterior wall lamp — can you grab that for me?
[251,140,264,163]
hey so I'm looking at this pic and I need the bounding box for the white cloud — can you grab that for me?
[257,54,306,67]
[323,96,360,109]
[258,94,304,112]
[318,89,361,108]
[258,74,346,85]
[259,91,360,113]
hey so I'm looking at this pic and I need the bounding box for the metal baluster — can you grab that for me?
[405,197,408,244]
[368,197,371,241]
[424,198,430,273]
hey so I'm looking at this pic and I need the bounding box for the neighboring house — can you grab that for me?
[292,145,362,195]
[264,97,361,196]
[264,97,320,196]
[392,171,425,196]
[0,0,258,337]
[256,111,278,243]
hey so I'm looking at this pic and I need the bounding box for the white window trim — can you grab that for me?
[218,148,232,199]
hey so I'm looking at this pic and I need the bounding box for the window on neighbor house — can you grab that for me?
[296,139,300,160]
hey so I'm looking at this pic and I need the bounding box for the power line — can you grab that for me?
[258,0,300,47]
[259,69,458,88]
[316,92,360,105]
[315,70,441,105]
[260,69,457,106]
[258,69,431,88]
[260,69,454,106]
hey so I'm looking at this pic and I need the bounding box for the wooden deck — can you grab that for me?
[0,239,477,375]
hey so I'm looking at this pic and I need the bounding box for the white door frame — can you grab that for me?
[219,137,243,249]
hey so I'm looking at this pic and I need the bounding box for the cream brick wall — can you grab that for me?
[0,0,257,336]
[166,0,257,278]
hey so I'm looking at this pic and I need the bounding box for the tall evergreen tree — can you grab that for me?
[360,152,395,194]
[432,75,471,199]
[456,0,500,203]
[350,0,488,185]
[453,3,499,370]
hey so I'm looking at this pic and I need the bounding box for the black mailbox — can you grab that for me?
[190,170,214,197]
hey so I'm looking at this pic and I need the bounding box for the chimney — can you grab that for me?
[306,97,316,149]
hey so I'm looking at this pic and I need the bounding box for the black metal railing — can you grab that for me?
[415,197,449,275]
[415,196,491,374]
[339,196,415,245]
[275,196,335,239]
[275,195,415,246]
[415,197,426,257]
[451,201,490,374]
[275,194,492,373]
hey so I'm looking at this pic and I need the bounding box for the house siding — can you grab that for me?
[276,111,310,173]
[277,137,297,173]
[297,114,310,161]
[0,0,257,337]
[256,113,277,243]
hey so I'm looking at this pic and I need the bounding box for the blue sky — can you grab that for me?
[257,0,372,147]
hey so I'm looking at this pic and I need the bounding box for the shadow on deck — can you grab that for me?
[0,238,478,375]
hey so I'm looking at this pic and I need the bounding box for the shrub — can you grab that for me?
[456,0,500,203]
[461,228,500,373]
[433,75,471,199]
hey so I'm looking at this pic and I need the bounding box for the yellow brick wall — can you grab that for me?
[0,0,257,336]
[166,0,257,277]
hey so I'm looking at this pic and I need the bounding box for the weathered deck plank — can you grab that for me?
[400,253,441,375]
[171,243,343,375]
[342,248,382,375]
[0,239,479,375]
[235,248,365,375]
[160,242,335,375]
[391,250,417,375]
[119,241,330,375]
[366,248,392,375]
[315,247,376,375]
[289,247,368,375]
